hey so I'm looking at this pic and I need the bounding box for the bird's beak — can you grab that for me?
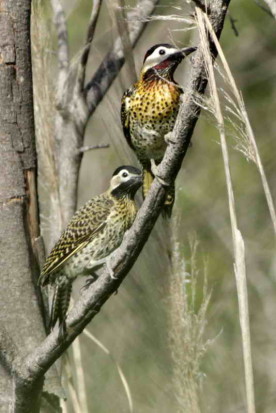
[134,175,143,187]
[180,46,197,57]
[167,46,197,63]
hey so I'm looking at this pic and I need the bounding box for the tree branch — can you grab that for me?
[17,0,230,391]
[79,143,110,153]
[85,0,159,114]
[50,0,69,107]
[50,0,160,235]
[75,0,103,95]
[113,0,138,84]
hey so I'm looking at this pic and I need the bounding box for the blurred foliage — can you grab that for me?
[39,0,276,412]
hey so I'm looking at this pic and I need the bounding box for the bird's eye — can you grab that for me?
[159,49,165,55]
[122,172,128,178]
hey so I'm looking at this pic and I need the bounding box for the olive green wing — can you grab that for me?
[39,195,114,285]
[121,86,135,150]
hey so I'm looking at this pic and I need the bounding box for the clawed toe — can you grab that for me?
[82,274,98,290]
[150,159,170,187]
[164,132,177,145]
[106,256,117,279]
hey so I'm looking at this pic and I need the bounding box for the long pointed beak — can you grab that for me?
[168,46,197,63]
[135,174,143,186]
[180,46,197,57]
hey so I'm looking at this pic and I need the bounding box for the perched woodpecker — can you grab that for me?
[39,166,142,334]
[121,43,196,216]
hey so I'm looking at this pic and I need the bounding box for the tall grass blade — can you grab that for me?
[72,336,89,413]
[83,328,134,413]
[196,8,256,413]
[203,13,276,236]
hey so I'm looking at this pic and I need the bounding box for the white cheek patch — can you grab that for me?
[142,47,178,73]
[110,175,122,190]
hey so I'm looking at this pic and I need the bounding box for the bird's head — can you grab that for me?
[110,166,142,199]
[141,43,196,80]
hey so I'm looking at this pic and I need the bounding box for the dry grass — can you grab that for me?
[169,228,212,413]
[203,14,276,236]
[196,8,256,413]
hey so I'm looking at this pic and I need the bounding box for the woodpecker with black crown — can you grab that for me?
[121,43,196,216]
[39,166,142,336]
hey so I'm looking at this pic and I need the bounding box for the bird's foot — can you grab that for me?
[82,273,98,290]
[150,159,170,187]
[106,256,116,279]
[164,132,177,145]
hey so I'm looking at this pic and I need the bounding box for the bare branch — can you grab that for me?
[52,0,160,231]
[75,0,103,94]
[16,0,230,390]
[79,143,109,153]
[113,0,137,84]
[229,14,239,36]
[85,0,159,114]
[50,0,69,106]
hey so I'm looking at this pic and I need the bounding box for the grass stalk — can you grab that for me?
[203,12,276,236]
[71,336,89,413]
[170,228,211,413]
[83,328,134,413]
[196,8,256,413]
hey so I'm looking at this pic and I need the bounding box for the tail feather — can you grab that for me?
[49,280,72,335]
[142,168,154,199]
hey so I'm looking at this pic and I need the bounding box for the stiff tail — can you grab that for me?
[49,280,72,336]
[142,168,154,199]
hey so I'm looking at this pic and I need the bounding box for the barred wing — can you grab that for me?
[39,195,114,285]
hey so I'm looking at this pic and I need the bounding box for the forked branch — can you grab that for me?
[14,0,230,397]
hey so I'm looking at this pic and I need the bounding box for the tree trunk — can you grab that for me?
[0,1,61,411]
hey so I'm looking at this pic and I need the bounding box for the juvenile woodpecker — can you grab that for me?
[39,166,142,334]
[121,43,196,216]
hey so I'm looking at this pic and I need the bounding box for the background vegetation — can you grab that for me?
[34,1,275,412]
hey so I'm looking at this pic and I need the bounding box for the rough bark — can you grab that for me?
[0,1,60,412]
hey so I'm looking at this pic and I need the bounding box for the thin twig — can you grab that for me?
[85,0,160,114]
[50,0,69,107]
[229,14,239,36]
[79,143,110,153]
[113,0,137,84]
[75,0,103,94]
